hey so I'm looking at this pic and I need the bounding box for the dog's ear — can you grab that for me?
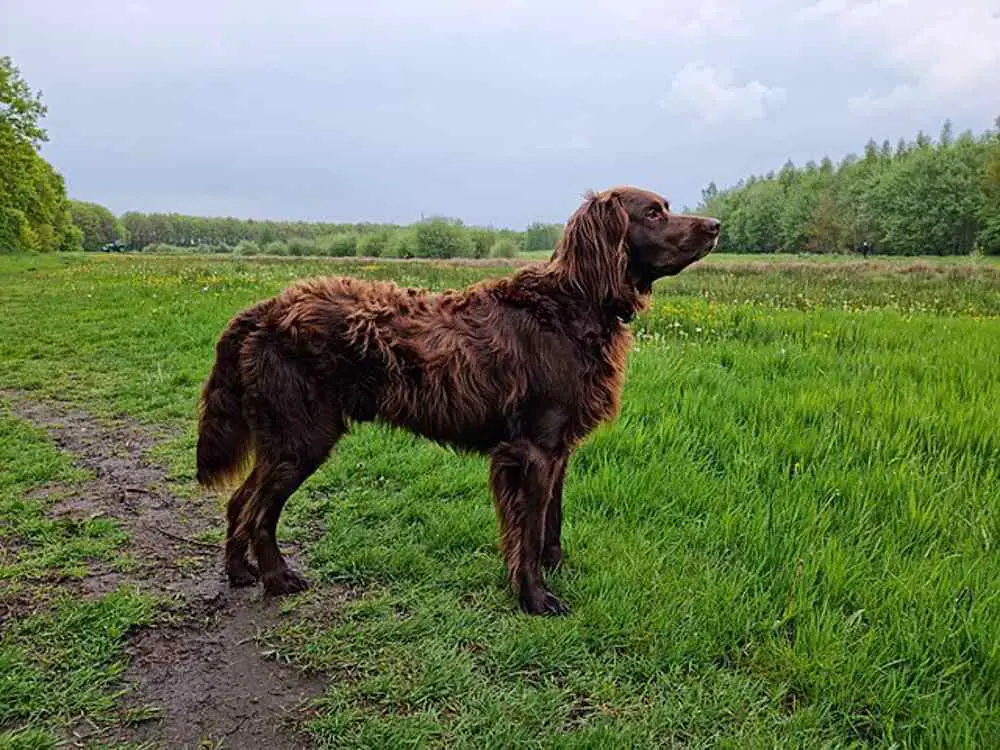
[553,189,639,317]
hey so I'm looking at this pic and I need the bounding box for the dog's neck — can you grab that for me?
[507,264,643,331]
[612,304,636,324]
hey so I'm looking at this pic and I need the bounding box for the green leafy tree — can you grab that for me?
[488,237,519,258]
[975,118,1000,254]
[69,200,126,250]
[0,57,77,253]
[0,56,47,148]
[697,119,996,256]
[413,217,474,258]
[357,230,391,257]
[523,222,562,252]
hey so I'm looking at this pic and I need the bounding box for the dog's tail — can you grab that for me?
[196,303,268,489]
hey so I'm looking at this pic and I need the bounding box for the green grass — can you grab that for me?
[0,408,133,586]
[0,406,155,748]
[1,252,999,747]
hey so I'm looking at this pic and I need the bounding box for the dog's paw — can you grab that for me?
[226,560,259,588]
[520,588,570,616]
[262,567,310,596]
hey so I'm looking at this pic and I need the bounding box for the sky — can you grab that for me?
[4,0,999,227]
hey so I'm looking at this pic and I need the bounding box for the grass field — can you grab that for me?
[1,252,999,748]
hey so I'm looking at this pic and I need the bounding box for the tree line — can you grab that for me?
[697,119,1000,256]
[90,211,562,259]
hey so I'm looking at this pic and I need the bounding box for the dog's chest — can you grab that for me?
[564,327,631,439]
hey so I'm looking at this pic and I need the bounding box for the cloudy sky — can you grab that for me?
[4,0,999,226]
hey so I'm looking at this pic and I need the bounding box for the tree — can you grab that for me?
[694,119,997,256]
[977,120,1000,254]
[0,56,48,148]
[807,190,847,253]
[738,179,784,252]
[70,200,126,250]
[488,238,519,258]
[0,57,77,252]
[874,143,983,255]
[523,222,562,252]
[413,217,474,258]
[357,230,391,257]
[939,119,953,148]
[701,181,719,205]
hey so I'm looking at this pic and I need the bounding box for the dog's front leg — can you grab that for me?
[489,441,567,615]
[541,455,567,570]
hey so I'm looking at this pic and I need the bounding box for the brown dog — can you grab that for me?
[196,187,719,615]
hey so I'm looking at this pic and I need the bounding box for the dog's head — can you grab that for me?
[553,186,720,317]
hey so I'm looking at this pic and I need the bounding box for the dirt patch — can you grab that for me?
[4,391,333,749]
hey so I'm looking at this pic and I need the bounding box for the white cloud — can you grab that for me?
[847,84,919,116]
[665,62,787,124]
[798,0,1000,115]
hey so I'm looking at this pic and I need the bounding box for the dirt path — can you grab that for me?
[5,392,331,749]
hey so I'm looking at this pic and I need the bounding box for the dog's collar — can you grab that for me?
[612,305,636,324]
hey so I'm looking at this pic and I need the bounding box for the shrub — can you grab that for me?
[263,240,289,256]
[234,240,262,256]
[976,217,1000,255]
[414,217,475,258]
[0,207,35,253]
[60,224,84,252]
[488,238,519,259]
[468,228,496,259]
[287,237,314,257]
[357,230,391,258]
[387,228,419,258]
[322,232,359,257]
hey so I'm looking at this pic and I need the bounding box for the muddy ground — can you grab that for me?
[5,392,336,749]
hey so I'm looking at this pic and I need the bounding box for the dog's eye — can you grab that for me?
[646,207,661,220]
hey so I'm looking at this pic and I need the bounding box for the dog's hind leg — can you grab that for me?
[236,337,346,595]
[244,413,342,595]
[224,466,261,586]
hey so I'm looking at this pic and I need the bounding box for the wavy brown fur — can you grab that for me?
[196,186,720,614]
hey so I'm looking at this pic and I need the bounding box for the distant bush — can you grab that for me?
[414,217,475,259]
[488,238,519,258]
[357,230,391,257]
[287,237,314,257]
[263,240,289,256]
[468,228,495,259]
[388,228,419,258]
[234,240,262,256]
[322,232,359,257]
[141,242,175,254]
[523,222,562,252]
[142,242,231,254]
[977,216,1000,255]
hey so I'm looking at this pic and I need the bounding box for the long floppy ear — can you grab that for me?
[553,190,639,317]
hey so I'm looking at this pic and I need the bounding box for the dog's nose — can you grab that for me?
[704,218,721,236]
